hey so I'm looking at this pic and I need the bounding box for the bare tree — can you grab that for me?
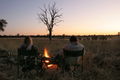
[38,2,62,40]
[0,19,7,32]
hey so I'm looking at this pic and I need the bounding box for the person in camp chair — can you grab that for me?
[63,36,85,71]
[18,36,39,72]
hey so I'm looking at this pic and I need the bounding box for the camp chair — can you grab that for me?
[17,48,41,79]
[63,48,84,72]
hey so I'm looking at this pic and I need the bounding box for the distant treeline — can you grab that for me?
[0,35,119,40]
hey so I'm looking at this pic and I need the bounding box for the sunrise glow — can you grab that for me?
[0,0,120,35]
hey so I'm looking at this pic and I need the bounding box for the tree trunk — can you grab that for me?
[49,28,52,40]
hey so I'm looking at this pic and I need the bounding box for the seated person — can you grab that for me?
[63,36,85,71]
[18,36,39,72]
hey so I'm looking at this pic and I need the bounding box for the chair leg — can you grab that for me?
[17,65,19,78]
[82,56,84,72]
[82,56,83,72]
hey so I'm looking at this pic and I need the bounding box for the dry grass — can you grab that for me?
[0,37,120,80]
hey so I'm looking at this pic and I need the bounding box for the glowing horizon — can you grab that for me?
[0,0,120,35]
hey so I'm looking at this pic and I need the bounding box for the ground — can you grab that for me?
[0,37,120,80]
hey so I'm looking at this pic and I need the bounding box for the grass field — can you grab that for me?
[0,37,120,80]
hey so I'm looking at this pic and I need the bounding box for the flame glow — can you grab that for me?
[45,60,50,63]
[47,64,58,69]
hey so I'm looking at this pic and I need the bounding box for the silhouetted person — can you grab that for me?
[18,36,39,72]
[63,36,85,71]
[64,36,84,51]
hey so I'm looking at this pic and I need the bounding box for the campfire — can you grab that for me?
[42,48,58,69]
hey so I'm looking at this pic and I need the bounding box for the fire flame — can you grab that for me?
[44,48,50,58]
[43,48,58,69]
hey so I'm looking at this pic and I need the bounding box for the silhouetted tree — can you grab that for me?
[99,36,107,40]
[92,35,98,40]
[0,19,7,31]
[16,33,20,37]
[38,2,62,40]
[62,34,65,39]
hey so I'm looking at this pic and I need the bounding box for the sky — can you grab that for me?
[0,0,120,35]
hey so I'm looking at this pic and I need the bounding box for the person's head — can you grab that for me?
[69,36,78,43]
[24,36,33,46]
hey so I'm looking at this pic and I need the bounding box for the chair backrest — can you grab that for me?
[18,46,38,57]
[63,48,84,57]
